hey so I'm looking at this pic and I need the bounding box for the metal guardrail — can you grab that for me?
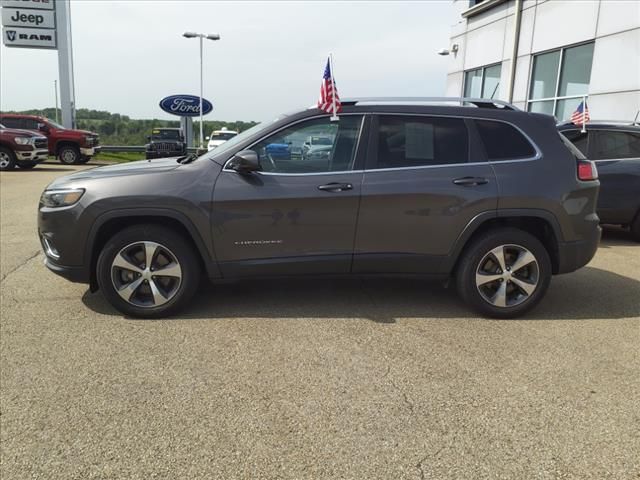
[101,145,200,153]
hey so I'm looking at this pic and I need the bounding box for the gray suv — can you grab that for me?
[38,98,601,319]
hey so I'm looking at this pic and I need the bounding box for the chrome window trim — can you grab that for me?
[222,114,365,176]
[368,112,542,166]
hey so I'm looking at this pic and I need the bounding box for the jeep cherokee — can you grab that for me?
[38,97,601,319]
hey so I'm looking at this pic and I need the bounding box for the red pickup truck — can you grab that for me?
[0,113,100,165]
[0,123,49,171]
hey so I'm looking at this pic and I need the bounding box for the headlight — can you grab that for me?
[40,188,85,208]
[15,136,32,145]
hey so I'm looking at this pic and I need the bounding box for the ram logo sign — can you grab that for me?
[2,26,56,48]
[159,95,213,117]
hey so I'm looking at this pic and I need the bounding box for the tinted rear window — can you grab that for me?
[593,130,640,160]
[374,115,469,169]
[475,120,536,161]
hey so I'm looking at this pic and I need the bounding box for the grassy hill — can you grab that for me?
[8,108,258,146]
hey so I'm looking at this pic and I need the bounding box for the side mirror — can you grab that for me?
[38,123,50,133]
[146,135,151,141]
[205,136,210,140]
[228,150,261,174]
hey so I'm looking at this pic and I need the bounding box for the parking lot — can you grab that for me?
[1,162,639,479]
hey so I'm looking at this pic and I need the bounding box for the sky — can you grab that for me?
[0,0,454,122]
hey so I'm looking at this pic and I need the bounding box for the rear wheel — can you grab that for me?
[456,228,551,318]
[58,145,80,164]
[17,160,37,169]
[96,225,200,318]
[0,146,16,170]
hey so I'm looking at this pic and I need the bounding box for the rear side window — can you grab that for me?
[561,129,589,156]
[475,120,536,161]
[592,130,640,160]
[373,115,469,169]
[0,117,21,129]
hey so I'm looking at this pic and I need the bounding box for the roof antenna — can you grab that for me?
[633,110,639,126]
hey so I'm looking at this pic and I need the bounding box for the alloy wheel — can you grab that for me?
[0,151,11,168]
[111,241,182,308]
[475,244,539,308]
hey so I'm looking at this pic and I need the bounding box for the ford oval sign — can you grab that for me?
[159,95,213,117]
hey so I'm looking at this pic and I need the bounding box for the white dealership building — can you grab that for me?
[444,0,640,122]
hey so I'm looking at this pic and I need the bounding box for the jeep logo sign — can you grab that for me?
[2,7,55,28]
[159,95,213,117]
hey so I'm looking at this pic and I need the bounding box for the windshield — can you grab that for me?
[200,116,284,160]
[0,123,5,129]
[45,118,65,130]
[211,132,237,141]
[151,129,182,140]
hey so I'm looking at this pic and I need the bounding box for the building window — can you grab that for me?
[463,63,502,99]
[528,42,594,121]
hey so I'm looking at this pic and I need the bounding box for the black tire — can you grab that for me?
[77,156,91,164]
[96,225,200,318]
[58,145,81,164]
[631,212,640,243]
[0,146,16,171]
[17,160,37,169]
[456,228,552,319]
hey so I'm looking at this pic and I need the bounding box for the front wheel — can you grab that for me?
[96,225,201,318]
[58,145,80,164]
[456,228,551,319]
[0,146,16,170]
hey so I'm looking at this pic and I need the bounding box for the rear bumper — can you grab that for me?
[556,225,601,274]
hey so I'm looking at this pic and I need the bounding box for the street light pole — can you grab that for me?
[183,31,220,152]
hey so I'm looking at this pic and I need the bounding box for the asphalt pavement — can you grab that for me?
[1,163,639,479]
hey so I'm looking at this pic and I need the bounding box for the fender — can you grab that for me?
[85,207,221,280]
[444,208,564,273]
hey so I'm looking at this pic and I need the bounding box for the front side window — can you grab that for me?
[528,42,594,121]
[592,131,640,160]
[464,63,502,99]
[475,120,536,161]
[22,118,40,130]
[249,115,363,174]
[373,116,469,169]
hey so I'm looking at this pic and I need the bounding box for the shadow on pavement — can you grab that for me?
[82,266,640,322]
[599,226,638,247]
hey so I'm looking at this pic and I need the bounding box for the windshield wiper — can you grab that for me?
[176,153,197,164]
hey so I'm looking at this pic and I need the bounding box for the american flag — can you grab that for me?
[317,57,342,116]
[570,101,590,125]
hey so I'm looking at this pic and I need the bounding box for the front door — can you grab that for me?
[212,114,366,277]
[353,114,498,274]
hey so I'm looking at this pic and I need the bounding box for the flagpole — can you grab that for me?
[329,53,339,122]
[581,95,587,133]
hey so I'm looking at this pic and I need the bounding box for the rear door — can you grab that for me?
[352,114,498,274]
[589,129,640,224]
[212,114,367,277]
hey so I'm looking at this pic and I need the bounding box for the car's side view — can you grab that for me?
[38,98,601,319]
[559,122,640,241]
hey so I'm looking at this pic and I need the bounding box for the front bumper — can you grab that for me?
[556,225,602,274]
[16,148,48,162]
[43,256,90,283]
[80,146,101,157]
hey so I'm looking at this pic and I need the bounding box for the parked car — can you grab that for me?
[302,135,333,161]
[145,128,186,160]
[558,122,640,241]
[38,97,600,319]
[0,123,49,171]
[207,127,238,151]
[0,113,100,165]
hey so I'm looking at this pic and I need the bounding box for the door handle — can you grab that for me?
[317,182,353,192]
[452,176,488,186]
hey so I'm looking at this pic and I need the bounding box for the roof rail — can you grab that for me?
[340,97,520,111]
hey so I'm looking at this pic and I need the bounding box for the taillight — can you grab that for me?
[577,160,598,181]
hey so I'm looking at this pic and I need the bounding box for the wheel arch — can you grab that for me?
[55,140,80,155]
[86,209,218,291]
[448,210,563,275]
